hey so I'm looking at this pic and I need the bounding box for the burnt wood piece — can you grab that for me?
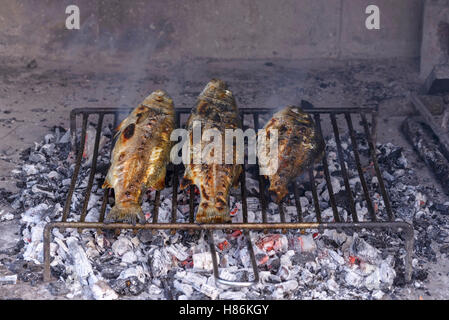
[410,94,449,159]
[402,116,449,194]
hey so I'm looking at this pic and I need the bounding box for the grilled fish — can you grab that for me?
[102,90,175,224]
[181,79,242,223]
[260,106,324,203]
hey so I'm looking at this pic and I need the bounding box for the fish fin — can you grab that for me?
[104,202,146,225]
[102,181,111,189]
[196,201,231,223]
[102,177,112,189]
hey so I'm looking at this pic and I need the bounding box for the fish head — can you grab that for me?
[199,79,231,98]
[142,90,175,114]
[198,79,237,114]
[281,106,314,125]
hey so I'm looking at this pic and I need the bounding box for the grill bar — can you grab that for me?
[170,164,179,235]
[330,113,358,222]
[293,182,303,222]
[345,113,377,221]
[361,113,394,221]
[79,114,104,227]
[43,106,413,287]
[152,191,161,227]
[61,114,88,225]
[308,168,322,223]
[315,114,340,222]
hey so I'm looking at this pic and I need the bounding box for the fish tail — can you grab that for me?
[268,183,289,203]
[105,202,146,225]
[196,200,231,223]
[102,178,112,189]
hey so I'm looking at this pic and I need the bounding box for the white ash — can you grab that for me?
[3,125,447,300]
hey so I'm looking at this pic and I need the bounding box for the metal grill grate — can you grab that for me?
[43,106,414,286]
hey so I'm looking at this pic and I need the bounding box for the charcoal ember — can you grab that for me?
[260,272,282,284]
[174,280,194,296]
[66,236,94,285]
[290,252,315,264]
[149,249,172,277]
[382,171,395,182]
[289,234,317,252]
[414,230,436,262]
[327,249,344,265]
[121,251,138,264]
[364,260,396,290]
[344,269,364,288]
[41,143,55,156]
[100,266,125,279]
[28,152,46,163]
[44,133,55,144]
[412,269,428,281]
[333,190,351,212]
[23,164,39,175]
[110,276,146,296]
[219,290,247,300]
[166,243,189,261]
[192,252,218,271]
[440,244,449,254]
[47,281,71,296]
[31,184,55,199]
[7,260,43,285]
[197,283,220,300]
[377,145,407,169]
[90,280,119,300]
[149,235,165,247]
[111,237,133,256]
[267,257,280,273]
[393,269,407,287]
[255,253,268,266]
[350,235,380,264]
[50,263,69,280]
[431,203,449,215]
[218,268,238,281]
[256,234,288,254]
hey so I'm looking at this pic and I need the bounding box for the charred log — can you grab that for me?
[402,116,449,194]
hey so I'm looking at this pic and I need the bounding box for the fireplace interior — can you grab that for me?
[0,0,449,300]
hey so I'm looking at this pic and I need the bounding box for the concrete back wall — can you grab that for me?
[0,0,424,61]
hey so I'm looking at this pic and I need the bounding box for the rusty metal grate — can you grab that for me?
[43,106,414,286]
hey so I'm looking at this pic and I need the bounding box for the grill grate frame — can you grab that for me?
[43,106,414,286]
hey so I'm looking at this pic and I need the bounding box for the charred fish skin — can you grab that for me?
[102,90,175,224]
[262,106,324,203]
[181,79,242,223]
